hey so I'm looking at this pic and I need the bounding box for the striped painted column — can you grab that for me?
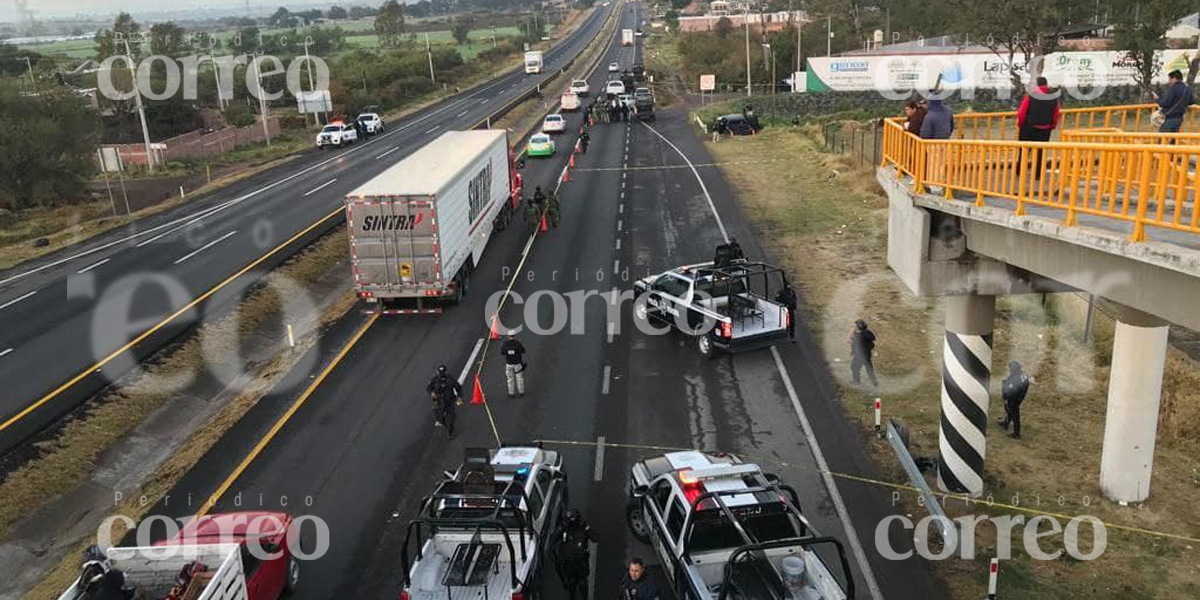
[937,295,996,497]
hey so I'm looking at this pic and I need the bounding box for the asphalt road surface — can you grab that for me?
[0,1,619,453]
[133,7,947,599]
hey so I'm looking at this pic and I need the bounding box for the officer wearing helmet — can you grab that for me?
[556,508,596,599]
[426,365,463,439]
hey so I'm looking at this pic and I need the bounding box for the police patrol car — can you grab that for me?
[625,451,855,600]
[400,446,568,600]
[632,259,792,357]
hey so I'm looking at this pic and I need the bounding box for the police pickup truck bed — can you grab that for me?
[626,451,855,600]
[400,446,568,600]
[633,259,791,357]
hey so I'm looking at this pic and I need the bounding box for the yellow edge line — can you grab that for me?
[197,312,380,518]
[0,206,345,434]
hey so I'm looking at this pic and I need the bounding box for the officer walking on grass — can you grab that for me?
[998,360,1031,439]
[501,332,527,397]
[426,365,463,439]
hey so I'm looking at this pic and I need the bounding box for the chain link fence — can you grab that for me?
[821,119,884,168]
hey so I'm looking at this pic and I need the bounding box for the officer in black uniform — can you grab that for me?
[998,360,1031,439]
[426,365,463,439]
[557,509,597,599]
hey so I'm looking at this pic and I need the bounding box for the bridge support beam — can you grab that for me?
[937,294,995,498]
[1100,306,1169,504]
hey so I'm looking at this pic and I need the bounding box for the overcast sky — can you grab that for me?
[2,0,324,22]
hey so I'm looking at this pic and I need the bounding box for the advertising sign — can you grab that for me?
[297,90,332,114]
[805,50,1194,93]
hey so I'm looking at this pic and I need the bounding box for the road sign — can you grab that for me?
[297,90,332,114]
[699,74,715,91]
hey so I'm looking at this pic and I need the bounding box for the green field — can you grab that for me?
[21,23,523,61]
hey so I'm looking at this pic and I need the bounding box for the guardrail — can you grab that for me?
[1060,127,1200,145]
[881,114,1200,241]
[952,103,1200,141]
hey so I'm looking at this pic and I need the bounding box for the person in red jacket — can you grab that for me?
[1017,76,1060,179]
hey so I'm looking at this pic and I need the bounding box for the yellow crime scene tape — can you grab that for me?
[533,437,1200,546]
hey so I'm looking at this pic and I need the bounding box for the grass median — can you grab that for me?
[704,125,1200,599]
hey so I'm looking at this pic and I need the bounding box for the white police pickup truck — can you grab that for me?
[356,112,385,135]
[315,121,358,149]
[626,451,855,600]
[399,446,568,600]
[633,257,792,357]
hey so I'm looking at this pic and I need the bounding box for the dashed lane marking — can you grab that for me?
[76,258,110,274]
[303,178,339,197]
[0,290,38,311]
[173,230,238,265]
[601,365,611,395]
[594,436,606,481]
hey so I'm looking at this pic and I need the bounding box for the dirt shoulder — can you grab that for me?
[703,126,1200,599]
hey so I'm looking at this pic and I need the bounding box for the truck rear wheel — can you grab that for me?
[696,334,714,358]
[285,556,300,594]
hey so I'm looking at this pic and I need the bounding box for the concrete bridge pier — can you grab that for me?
[1099,306,1170,504]
[937,294,996,498]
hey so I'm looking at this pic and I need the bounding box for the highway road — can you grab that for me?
[133,6,946,599]
[0,1,618,453]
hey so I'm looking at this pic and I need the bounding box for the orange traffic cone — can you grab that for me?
[569,153,576,167]
[562,168,570,184]
[470,374,486,405]
[539,214,549,233]
[489,315,501,340]
[588,116,594,127]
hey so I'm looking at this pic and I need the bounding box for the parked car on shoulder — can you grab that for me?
[714,114,758,136]
[356,112,385,135]
[316,121,358,148]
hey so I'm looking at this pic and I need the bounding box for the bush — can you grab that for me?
[222,104,258,128]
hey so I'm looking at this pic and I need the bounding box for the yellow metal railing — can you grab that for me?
[880,116,1200,241]
[952,104,1200,141]
[1060,128,1200,145]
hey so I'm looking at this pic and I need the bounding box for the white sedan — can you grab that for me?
[570,79,590,96]
[608,61,620,72]
[605,80,626,97]
[542,114,566,133]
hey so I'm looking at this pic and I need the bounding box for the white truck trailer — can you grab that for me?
[622,28,634,46]
[345,130,522,314]
[524,50,543,74]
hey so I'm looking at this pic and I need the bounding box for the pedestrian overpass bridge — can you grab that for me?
[876,102,1200,503]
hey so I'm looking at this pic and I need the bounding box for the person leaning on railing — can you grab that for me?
[1017,77,1060,179]
[1154,70,1195,133]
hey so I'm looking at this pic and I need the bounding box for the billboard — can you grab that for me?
[805,50,1194,93]
[297,90,332,114]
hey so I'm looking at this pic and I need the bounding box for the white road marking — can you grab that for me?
[601,365,611,395]
[0,348,13,357]
[0,290,37,311]
[619,203,624,213]
[426,125,441,134]
[173,230,238,265]
[607,322,615,343]
[76,258,110,274]
[457,109,469,117]
[638,121,730,241]
[770,347,884,600]
[642,111,881,597]
[594,436,606,481]
[458,338,485,385]
[375,146,400,160]
[303,179,339,197]
[617,219,623,231]
[615,238,621,250]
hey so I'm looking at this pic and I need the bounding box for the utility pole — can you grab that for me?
[18,57,35,91]
[205,38,225,111]
[796,13,802,75]
[123,39,155,172]
[744,7,752,97]
[425,31,436,85]
[826,15,832,57]
[251,52,272,146]
[491,25,497,48]
[302,38,324,126]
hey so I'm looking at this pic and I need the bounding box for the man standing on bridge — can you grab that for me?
[1017,76,1060,179]
[1155,70,1194,133]
[501,332,527,397]
[998,360,1031,439]
[427,365,463,439]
